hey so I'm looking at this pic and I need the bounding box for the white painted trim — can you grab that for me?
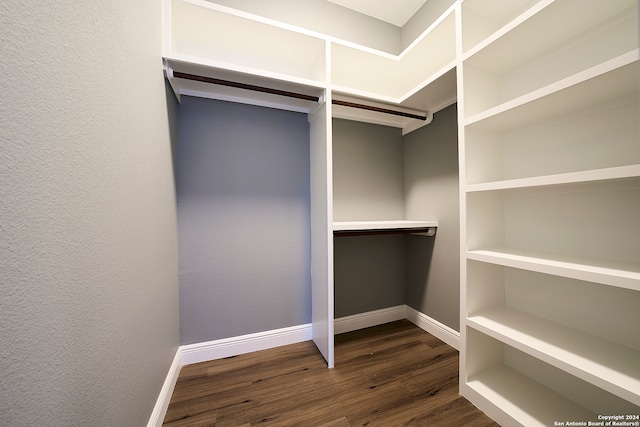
[405,305,460,350]
[179,324,313,366]
[162,306,456,366]
[148,308,459,425]
[334,305,407,335]
[333,305,460,350]
[147,348,182,427]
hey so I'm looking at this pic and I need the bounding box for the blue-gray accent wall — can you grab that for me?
[177,97,312,345]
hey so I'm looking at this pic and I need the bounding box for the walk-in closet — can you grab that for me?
[164,0,640,424]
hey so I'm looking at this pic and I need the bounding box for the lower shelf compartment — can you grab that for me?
[466,365,595,427]
[468,307,640,406]
[463,329,640,427]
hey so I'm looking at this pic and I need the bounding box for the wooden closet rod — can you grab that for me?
[332,99,427,121]
[172,71,321,102]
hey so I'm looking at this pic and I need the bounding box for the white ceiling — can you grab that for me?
[326,0,428,26]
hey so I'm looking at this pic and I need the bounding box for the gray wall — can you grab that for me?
[332,119,405,221]
[0,1,180,426]
[332,105,460,330]
[334,234,407,317]
[177,97,311,345]
[405,104,460,331]
[332,120,406,317]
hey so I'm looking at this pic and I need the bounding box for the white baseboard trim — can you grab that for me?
[334,305,407,335]
[149,307,460,425]
[147,348,182,427]
[333,305,460,350]
[405,305,460,350]
[179,323,313,366]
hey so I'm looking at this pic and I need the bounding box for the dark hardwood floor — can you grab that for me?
[163,320,498,426]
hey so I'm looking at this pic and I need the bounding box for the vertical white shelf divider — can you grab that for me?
[310,41,334,368]
[454,0,470,403]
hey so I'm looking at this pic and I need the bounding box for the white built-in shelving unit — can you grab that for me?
[163,0,640,422]
[164,0,459,133]
[163,0,455,369]
[459,0,640,424]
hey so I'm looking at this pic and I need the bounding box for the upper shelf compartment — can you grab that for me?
[461,0,541,54]
[331,8,457,104]
[164,0,458,131]
[462,0,639,119]
[463,59,639,184]
[165,0,327,86]
[331,65,456,135]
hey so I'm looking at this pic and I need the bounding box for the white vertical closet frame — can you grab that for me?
[453,0,469,404]
[310,41,334,368]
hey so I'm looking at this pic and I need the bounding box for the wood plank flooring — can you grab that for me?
[163,320,498,426]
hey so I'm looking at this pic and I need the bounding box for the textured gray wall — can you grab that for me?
[0,1,180,426]
[404,104,460,331]
[177,97,311,345]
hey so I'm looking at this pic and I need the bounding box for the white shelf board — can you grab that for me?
[333,220,438,232]
[332,61,457,104]
[466,248,640,291]
[466,365,596,427]
[398,64,458,112]
[165,57,325,113]
[464,50,639,130]
[331,106,430,134]
[468,307,640,406]
[165,53,327,90]
[466,165,640,192]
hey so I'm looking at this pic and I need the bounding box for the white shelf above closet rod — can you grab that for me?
[333,220,438,236]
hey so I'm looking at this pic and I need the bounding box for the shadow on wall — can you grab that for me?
[405,233,436,314]
[165,78,180,195]
[175,96,312,345]
[334,234,407,318]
